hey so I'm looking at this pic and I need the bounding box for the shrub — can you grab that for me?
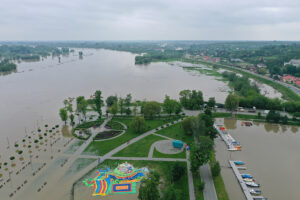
[211,161,221,178]
[171,163,186,182]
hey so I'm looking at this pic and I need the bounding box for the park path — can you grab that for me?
[200,164,218,200]
[13,117,198,200]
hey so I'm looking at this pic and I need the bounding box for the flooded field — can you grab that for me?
[215,118,300,200]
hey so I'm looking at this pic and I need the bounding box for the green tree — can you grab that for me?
[190,136,214,173]
[207,97,216,108]
[69,114,75,126]
[162,184,183,200]
[174,101,183,115]
[59,108,68,124]
[132,102,138,116]
[225,94,239,113]
[143,101,161,119]
[171,163,186,182]
[179,90,204,110]
[131,116,146,134]
[110,101,118,116]
[266,110,281,123]
[94,90,104,119]
[138,172,160,200]
[282,115,288,124]
[119,97,125,115]
[163,95,177,116]
[182,117,195,135]
[125,93,132,107]
[106,95,118,107]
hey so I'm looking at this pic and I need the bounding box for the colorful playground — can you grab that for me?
[83,162,149,197]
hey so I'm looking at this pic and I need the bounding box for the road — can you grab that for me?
[200,164,218,200]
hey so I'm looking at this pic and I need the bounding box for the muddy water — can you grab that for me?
[0,48,229,147]
[215,118,300,200]
[0,48,230,199]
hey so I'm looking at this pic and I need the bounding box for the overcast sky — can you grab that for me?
[1,0,300,41]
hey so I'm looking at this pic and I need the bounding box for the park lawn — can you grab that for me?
[72,159,190,200]
[113,134,165,157]
[83,117,180,156]
[210,153,230,200]
[156,122,194,145]
[106,120,125,130]
[193,172,205,200]
[152,147,186,159]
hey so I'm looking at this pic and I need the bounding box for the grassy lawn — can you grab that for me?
[83,117,180,156]
[193,172,205,200]
[156,122,194,145]
[113,134,165,157]
[153,147,186,159]
[72,159,189,199]
[106,120,125,130]
[210,153,230,200]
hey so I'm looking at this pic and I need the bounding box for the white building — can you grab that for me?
[284,59,300,67]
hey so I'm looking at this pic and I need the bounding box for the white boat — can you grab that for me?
[243,178,254,182]
[249,188,261,195]
[246,181,260,187]
[237,166,247,170]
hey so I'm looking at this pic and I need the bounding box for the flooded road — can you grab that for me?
[215,118,300,200]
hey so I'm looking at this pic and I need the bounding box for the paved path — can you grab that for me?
[186,150,196,200]
[200,164,218,200]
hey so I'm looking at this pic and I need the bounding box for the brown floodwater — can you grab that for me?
[0,48,230,199]
[215,118,300,200]
[0,48,230,147]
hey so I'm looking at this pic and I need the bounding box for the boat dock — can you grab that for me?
[214,124,241,151]
[229,161,267,200]
[229,161,254,200]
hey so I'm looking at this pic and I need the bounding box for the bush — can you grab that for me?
[162,184,183,200]
[211,161,221,178]
[171,163,186,182]
[198,181,205,191]
[131,116,146,134]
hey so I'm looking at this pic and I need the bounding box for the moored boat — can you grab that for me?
[241,174,252,178]
[233,161,244,165]
[249,188,261,195]
[245,181,260,187]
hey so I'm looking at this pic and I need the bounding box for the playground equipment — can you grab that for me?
[172,140,183,148]
[83,162,149,196]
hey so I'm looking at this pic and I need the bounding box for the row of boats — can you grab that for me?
[215,124,242,151]
[233,161,268,200]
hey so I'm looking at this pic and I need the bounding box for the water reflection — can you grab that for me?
[291,126,299,133]
[224,118,237,130]
[62,125,73,138]
[215,118,300,200]
[263,123,280,133]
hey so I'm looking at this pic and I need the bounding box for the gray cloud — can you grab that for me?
[0,0,300,40]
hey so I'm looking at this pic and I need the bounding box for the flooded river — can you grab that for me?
[215,118,300,200]
[0,48,230,146]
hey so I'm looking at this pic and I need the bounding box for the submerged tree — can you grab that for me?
[59,108,68,124]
